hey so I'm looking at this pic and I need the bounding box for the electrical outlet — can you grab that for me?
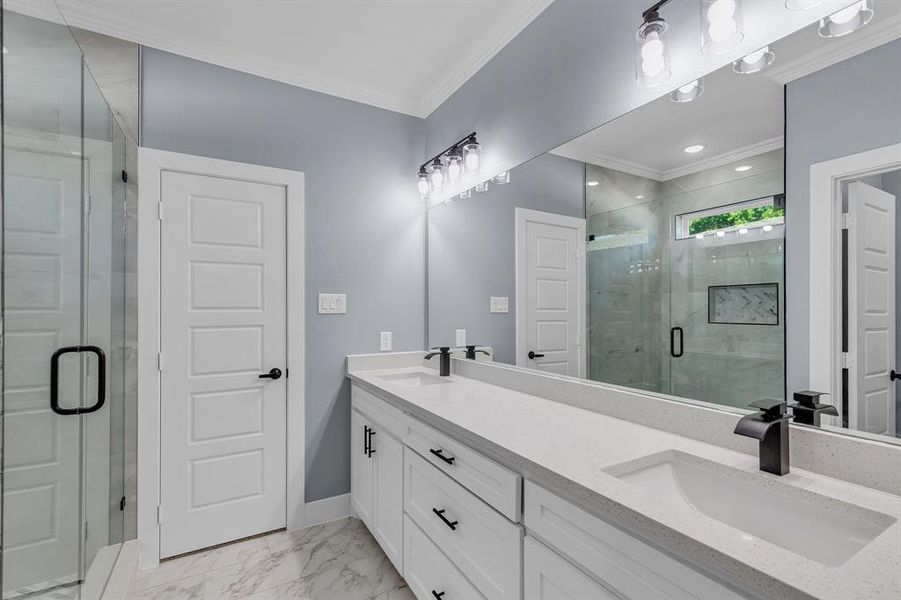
[380,331,392,352]
[455,329,466,347]
[318,293,346,314]
[490,296,509,313]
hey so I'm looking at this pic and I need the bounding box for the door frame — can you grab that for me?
[514,207,587,378]
[137,148,305,568]
[808,142,901,431]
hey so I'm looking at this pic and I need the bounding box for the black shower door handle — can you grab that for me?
[670,327,684,358]
[50,345,106,415]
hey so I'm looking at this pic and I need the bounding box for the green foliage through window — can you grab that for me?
[688,205,784,235]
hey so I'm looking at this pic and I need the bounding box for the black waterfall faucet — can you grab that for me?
[464,345,491,360]
[425,346,452,376]
[789,390,838,427]
[734,399,792,476]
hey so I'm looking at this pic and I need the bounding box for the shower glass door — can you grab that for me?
[3,3,126,598]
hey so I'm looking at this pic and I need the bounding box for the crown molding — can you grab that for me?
[765,12,901,84]
[550,147,664,181]
[660,136,784,181]
[417,0,554,116]
[554,136,785,182]
[17,0,552,118]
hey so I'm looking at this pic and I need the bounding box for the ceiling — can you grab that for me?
[553,1,901,181]
[7,0,552,118]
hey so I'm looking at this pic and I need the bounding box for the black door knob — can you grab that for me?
[891,370,901,381]
[259,368,283,380]
[527,350,545,360]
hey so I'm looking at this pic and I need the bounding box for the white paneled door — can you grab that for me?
[160,171,288,557]
[516,209,586,378]
[847,181,896,436]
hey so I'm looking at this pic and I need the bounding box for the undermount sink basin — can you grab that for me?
[379,372,450,387]
[607,451,894,566]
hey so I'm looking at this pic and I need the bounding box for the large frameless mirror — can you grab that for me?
[427,1,901,445]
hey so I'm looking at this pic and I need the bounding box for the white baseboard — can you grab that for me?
[101,539,141,600]
[302,493,351,528]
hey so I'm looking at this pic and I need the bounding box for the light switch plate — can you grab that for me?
[455,329,466,347]
[380,331,392,352]
[318,293,346,314]
[490,296,509,313]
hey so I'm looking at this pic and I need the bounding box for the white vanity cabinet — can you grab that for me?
[350,387,405,574]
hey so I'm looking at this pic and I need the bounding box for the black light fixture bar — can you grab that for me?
[419,131,477,172]
[641,0,672,21]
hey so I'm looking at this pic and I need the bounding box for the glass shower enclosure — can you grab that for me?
[2,2,131,598]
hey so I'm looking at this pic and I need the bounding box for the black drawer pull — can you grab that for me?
[432,508,458,531]
[367,427,376,457]
[432,592,446,599]
[429,448,455,465]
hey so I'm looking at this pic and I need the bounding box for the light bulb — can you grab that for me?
[446,148,463,183]
[818,0,873,37]
[462,136,481,172]
[701,0,744,55]
[635,13,671,86]
[417,169,429,196]
[429,159,444,191]
[831,1,863,24]
[743,47,767,64]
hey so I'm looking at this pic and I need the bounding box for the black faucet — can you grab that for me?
[424,347,451,376]
[734,399,792,476]
[789,390,838,426]
[463,345,490,360]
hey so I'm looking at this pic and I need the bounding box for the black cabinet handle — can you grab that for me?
[432,592,446,600]
[259,368,282,380]
[670,327,684,358]
[363,426,370,455]
[51,345,106,415]
[367,427,375,457]
[429,448,455,465]
[432,508,458,531]
[527,350,545,360]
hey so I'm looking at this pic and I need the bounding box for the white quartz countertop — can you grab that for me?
[347,366,901,600]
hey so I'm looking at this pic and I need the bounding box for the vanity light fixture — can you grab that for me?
[416,132,479,199]
[735,165,753,172]
[635,1,673,87]
[701,0,744,55]
[684,144,705,153]
[670,78,705,103]
[785,0,821,8]
[733,46,775,74]
[818,0,873,38]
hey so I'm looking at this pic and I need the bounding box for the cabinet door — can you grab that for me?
[524,537,620,600]
[351,410,374,528]
[372,428,404,574]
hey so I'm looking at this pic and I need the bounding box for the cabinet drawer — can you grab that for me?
[352,384,405,439]
[404,515,487,600]
[524,536,620,600]
[405,449,522,600]
[524,481,748,600]
[405,417,521,521]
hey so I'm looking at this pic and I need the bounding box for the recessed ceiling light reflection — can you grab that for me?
[819,0,874,38]
[735,165,753,172]
[587,181,600,187]
[670,78,704,103]
[763,224,773,232]
[733,46,775,74]
[684,144,705,154]
[635,195,645,199]
[739,227,749,234]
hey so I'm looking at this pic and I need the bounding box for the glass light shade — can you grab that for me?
[475,181,489,193]
[700,0,744,55]
[462,138,481,172]
[417,170,429,196]
[492,171,510,184]
[785,0,821,8]
[635,15,671,87]
[733,46,775,74]
[428,159,444,191]
[818,0,873,37]
[446,151,464,182]
[670,78,704,103]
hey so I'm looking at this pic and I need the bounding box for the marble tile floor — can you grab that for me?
[129,518,413,600]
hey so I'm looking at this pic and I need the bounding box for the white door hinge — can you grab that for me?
[84,193,92,214]
[157,505,163,524]
[158,202,165,221]
[157,352,165,371]
[841,352,852,369]
[841,212,852,230]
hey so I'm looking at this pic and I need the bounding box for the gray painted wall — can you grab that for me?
[428,153,584,364]
[140,49,426,502]
[785,39,901,395]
